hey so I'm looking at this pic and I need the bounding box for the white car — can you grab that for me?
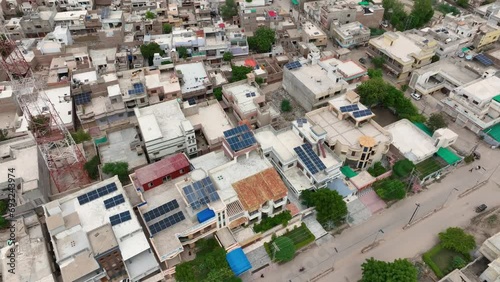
[410,92,422,101]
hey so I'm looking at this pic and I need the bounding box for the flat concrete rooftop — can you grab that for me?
[98,127,148,170]
[185,103,233,145]
[385,119,437,163]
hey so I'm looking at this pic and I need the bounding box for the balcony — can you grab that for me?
[260,203,271,214]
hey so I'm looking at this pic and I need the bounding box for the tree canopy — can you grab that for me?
[102,162,129,183]
[410,0,434,29]
[356,78,425,122]
[248,27,276,53]
[220,0,238,20]
[177,46,189,59]
[368,162,387,177]
[213,87,223,101]
[300,189,348,227]
[163,23,172,34]
[223,51,234,62]
[457,0,468,8]
[71,129,91,144]
[367,68,383,79]
[372,57,385,69]
[281,99,292,112]
[361,257,418,282]
[140,42,164,65]
[382,0,434,30]
[374,179,406,200]
[438,227,476,255]
[231,65,253,82]
[271,236,296,262]
[426,113,448,132]
[0,129,8,142]
[145,11,156,19]
[393,159,415,178]
[84,156,100,180]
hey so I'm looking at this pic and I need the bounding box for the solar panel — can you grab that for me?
[285,61,302,70]
[128,83,144,95]
[250,92,256,97]
[339,104,360,113]
[475,54,493,66]
[303,144,327,171]
[188,97,196,105]
[149,211,186,236]
[77,182,118,205]
[74,93,91,105]
[352,109,373,119]
[294,146,319,174]
[143,199,180,222]
[104,194,125,209]
[224,124,249,138]
[182,177,220,210]
[109,211,132,226]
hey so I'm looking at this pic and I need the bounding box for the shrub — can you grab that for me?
[213,87,223,101]
[255,77,264,85]
[439,227,476,256]
[84,156,100,180]
[281,99,292,112]
[253,211,292,233]
[71,129,91,144]
[451,256,466,270]
[372,56,385,69]
[367,162,387,177]
[422,244,445,278]
[401,84,409,92]
[271,236,296,262]
[223,51,234,62]
[464,154,475,164]
[374,179,406,200]
[393,159,415,178]
[102,162,129,183]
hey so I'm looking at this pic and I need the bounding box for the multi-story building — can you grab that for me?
[301,21,328,47]
[61,0,94,11]
[282,54,349,111]
[367,31,438,82]
[475,2,500,26]
[409,60,480,96]
[135,99,197,160]
[144,70,182,103]
[174,62,213,101]
[43,177,161,281]
[227,31,249,57]
[221,78,280,128]
[306,91,391,170]
[473,23,500,51]
[442,75,500,134]
[20,8,56,38]
[331,21,370,48]
[53,10,88,32]
[4,17,24,40]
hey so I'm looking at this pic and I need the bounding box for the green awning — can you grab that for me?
[341,166,358,178]
[436,147,461,165]
[462,47,470,52]
[291,0,299,4]
[94,136,108,145]
[493,94,500,103]
[413,122,433,136]
[358,1,370,5]
[484,123,500,142]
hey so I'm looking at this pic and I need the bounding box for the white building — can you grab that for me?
[135,99,197,161]
[43,177,160,282]
[53,11,88,31]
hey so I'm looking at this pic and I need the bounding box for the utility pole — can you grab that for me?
[372,229,384,244]
[272,242,280,261]
[406,167,416,195]
[407,203,421,226]
[441,188,458,209]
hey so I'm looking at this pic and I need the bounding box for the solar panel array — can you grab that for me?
[143,200,180,222]
[297,118,308,127]
[149,211,186,236]
[339,104,360,113]
[74,93,91,105]
[182,177,220,210]
[104,194,125,209]
[352,109,373,119]
[475,54,493,66]
[109,211,132,226]
[223,125,257,152]
[128,83,144,95]
[294,144,326,175]
[245,92,256,98]
[188,97,197,105]
[285,61,302,70]
[78,183,117,205]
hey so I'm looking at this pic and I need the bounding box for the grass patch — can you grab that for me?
[415,157,445,179]
[422,244,469,278]
[487,214,498,227]
[253,211,292,233]
[264,223,315,261]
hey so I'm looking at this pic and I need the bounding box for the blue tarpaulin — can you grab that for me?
[196,208,215,223]
[226,248,252,276]
[327,178,353,198]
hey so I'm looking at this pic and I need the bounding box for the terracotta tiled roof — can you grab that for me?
[135,153,189,185]
[232,168,288,211]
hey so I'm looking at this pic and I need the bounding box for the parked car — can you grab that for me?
[475,204,487,213]
[358,57,367,65]
[410,92,422,101]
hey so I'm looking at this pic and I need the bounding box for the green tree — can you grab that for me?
[431,54,440,63]
[426,113,448,132]
[375,179,406,200]
[372,56,385,69]
[383,0,408,30]
[220,0,238,20]
[457,0,468,8]
[356,78,388,106]
[436,4,461,16]
[248,27,276,53]
[451,256,467,269]
[367,68,383,79]
[71,129,91,144]
[223,51,234,62]
[213,87,223,101]
[300,189,316,207]
[145,11,156,19]
[367,162,387,177]
[231,65,253,82]
[255,77,264,85]
[439,227,476,255]
[306,189,348,226]
[271,236,296,262]
[102,162,129,183]
[281,99,292,112]
[393,159,415,178]
[177,46,188,59]
[163,23,172,34]
[410,0,434,29]
[140,42,164,65]
[0,129,9,141]
[361,257,418,282]
[84,155,100,180]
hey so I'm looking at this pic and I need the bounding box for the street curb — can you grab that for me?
[458,180,488,198]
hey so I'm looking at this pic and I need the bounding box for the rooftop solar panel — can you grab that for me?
[143,199,180,222]
[475,54,493,66]
[285,61,302,70]
[352,109,373,119]
[77,182,118,205]
[302,144,327,171]
[104,194,125,209]
[339,104,360,113]
[149,211,186,236]
[182,177,220,210]
[74,93,91,105]
[109,211,132,226]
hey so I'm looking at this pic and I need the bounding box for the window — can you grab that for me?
[35,25,42,28]
[351,151,356,157]
[462,94,468,99]
[180,169,184,173]
[363,147,368,152]
[288,163,294,168]
[148,182,153,188]
[473,100,479,105]
[347,14,351,17]
[265,153,270,157]
[140,98,146,103]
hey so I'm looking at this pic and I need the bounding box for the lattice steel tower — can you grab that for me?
[0,37,90,192]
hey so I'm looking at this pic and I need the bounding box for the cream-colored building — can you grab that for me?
[367,31,438,82]
[479,231,500,282]
[305,91,392,170]
[302,21,328,47]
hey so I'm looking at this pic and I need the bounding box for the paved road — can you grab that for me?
[246,143,500,282]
